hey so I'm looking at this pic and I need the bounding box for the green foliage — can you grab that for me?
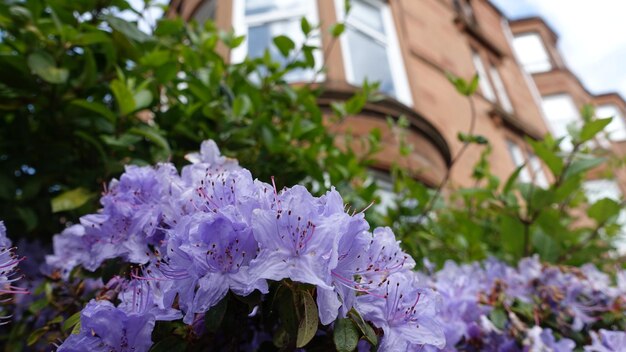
[0,0,378,240]
[379,97,626,268]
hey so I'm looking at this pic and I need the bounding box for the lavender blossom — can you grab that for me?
[585,330,626,352]
[58,299,155,352]
[357,271,445,350]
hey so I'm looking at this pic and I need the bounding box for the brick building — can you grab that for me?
[170,0,626,198]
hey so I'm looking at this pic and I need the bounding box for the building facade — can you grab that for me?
[169,0,626,197]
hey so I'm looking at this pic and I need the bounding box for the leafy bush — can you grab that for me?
[0,0,376,241]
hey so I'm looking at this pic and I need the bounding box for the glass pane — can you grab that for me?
[513,33,552,74]
[489,65,513,113]
[471,51,496,102]
[506,141,531,183]
[245,0,303,16]
[349,0,384,34]
[247,19,312,81]
[597,104,626,142]
[346,28,395,97]
[541,94,580,150]
[529,155,548,188]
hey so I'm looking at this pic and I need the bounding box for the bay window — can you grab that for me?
[335,0,412,105]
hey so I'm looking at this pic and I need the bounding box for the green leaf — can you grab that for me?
[500,215,525,259]
[532,230,561,261]
[588,198,621,224]
[71,100,117,123]
[503,165,524,194]
[133,90,153,110]
[111,79,135,116]
[296,290,319,348]
[204,296,228,332]
[273,35,296,57]
[27,327,49,346]
[51,188,93,213]
[347,308,378,346]
[232,95,251,120]
[333,318,359,352]
[467,74,479,95]
[105,15,151,43]
[27,51,69,84]
[489,308,507,330]
[579,117,612,142]
[563,156,605,180]
[128,126,172,158]
[73,31,111,46]
[528,139,563,176]
[62,312,81,332]
[301,17,312,35]
[330,23,345,37]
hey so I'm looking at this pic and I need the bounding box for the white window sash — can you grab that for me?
[334,0,412,106]
[472,51,496,102]
[489,65,514,113]
[231,0,323,82]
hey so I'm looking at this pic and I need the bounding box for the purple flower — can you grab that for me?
[57,300,155,352]
[357,271,445,350]
[585,330,626,352]
[525,326,575,352]
[249,186,344,289]
[175,211,268,322]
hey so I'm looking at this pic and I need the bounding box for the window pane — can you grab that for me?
[529,155,548,188]
[349,0,385,34]
[346,28,395,97]
[506,141,531,182]
[512,33,552,74]
[596,104,626,142]
[541,94,580,150]
[584,179,622,202]
[489,65,513,113]
[245,0,303,16]
[248,19,312,81]
[471,51,496,102]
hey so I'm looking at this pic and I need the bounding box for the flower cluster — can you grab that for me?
[50,140,445,351]
[421,256,626,351]
[0,221,28,324]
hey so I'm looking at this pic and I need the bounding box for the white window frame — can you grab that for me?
[512,32,553,74]
[231,0,323,81]
[334,0,413,106]
[489,64,514,113]
[471,50,496,102]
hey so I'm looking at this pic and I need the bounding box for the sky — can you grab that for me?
[491,0,626,99]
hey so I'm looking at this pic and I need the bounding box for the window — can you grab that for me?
[541,94,581,151]
[584,179,626,253]
[506,141,549,187]
[506,141,531,183]
[231,0,322,82]
[596,104,626,142]
[512,33,552,74]
[335,0,412,105]
[528,154,548,188]
[471,50,496,102]
[489,64,514,113]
